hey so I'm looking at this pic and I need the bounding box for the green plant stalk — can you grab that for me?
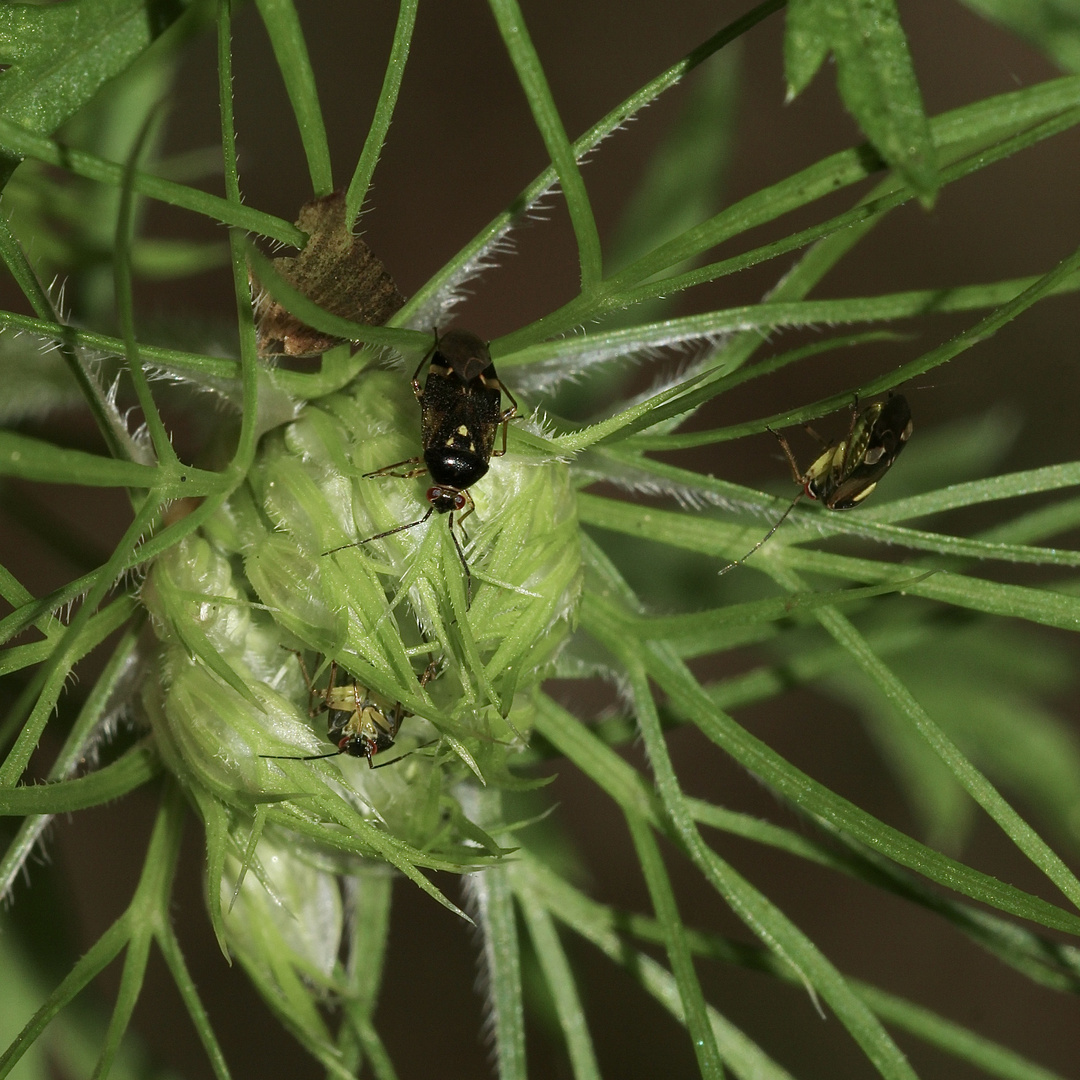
[254,0,333,196]
[512,869,602,1080]
[400,0,786,331]
[526,857,1070,1080]
[0,114,303,244]
[626,812,725,1078]
[488,0,603,289]
[345,0,418,225]
[620,660,918,1080]
[0,781,185,1080]
[517,856,797,1079]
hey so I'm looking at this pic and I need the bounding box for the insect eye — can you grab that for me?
[454,492,468,510]
[426,486,443,503]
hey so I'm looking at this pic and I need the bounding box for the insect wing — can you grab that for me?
[825,395,912,509]
[420,363,503,464]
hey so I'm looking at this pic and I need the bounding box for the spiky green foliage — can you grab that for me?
[3,2,1080,1078]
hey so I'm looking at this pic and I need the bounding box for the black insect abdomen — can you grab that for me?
[424,446,489,489]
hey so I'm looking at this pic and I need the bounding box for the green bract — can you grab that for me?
[141,357,582,939]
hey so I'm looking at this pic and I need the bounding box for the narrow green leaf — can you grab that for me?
[94,926,152,1080]
[0,493,162,787]
[0,914,131,1077]
[862,461,1080,523]
[0,744,158,816]
[573,587,1080,945]
[960,0,1080,73]
[247,244,428,353]
[608,49,740,275]
[3,430,120,492]
[806,601,1080,911]
[855,981,1071,1080]
[0,114,303,243]
[513,869,602,1080]
[115,101,178,469]
[0,594,136,677]
[784,0,832,94]
[402,0,784,331]
[784,0,937,195]
[621,656,918,1080]
[520,854,798,1080]
[470,861,527,1080]
[626,813,725,1079]
[254,0,333,195]
[345,0,418,224]
[487,0,603,288]
[156,923,233,1080]
[501,73,1080,348]
[617,903,1073,1080]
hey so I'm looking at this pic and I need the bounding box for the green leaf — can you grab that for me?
[960,0,1080,73]
[0,429,189,492]
[0,0,191,141]
[513,868,602,1080]
[626,813,724,1079]
[521,854,800,1080]
[784,0,832,95]
[345,0,418,224]
[609,50,740,275]
[488,0,602,288]
[254,0,333,195]
[784,0,937,196]
[470,859,527,1080]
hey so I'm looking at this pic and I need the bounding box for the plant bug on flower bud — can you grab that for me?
[720,393,912,575]
[324,329,518,606]
[262,654,435,769]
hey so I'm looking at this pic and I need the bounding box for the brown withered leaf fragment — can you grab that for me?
[253,191,405,357]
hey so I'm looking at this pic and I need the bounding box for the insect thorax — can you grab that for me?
[331,703,398,759]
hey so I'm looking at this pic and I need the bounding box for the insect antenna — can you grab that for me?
[369,737,439,769]
[260,749,344,762]
[321,508,435,556]
[718,490,805,577]
[446,510,472,607]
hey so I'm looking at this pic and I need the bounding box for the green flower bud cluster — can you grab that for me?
[141,357,582,941]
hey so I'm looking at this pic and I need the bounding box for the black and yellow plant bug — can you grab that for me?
[325,329,518,604]
[720,393,913,575]
[262,654,434,768]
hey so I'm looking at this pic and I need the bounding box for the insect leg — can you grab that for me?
[286,649,319,713]
[362,457,426,479]
[419,655,438,688]
[410,333,440,399]
[369,738,439,769]
[836,395,862,474]
[446,508,473,608]
[482,375,518,458]
[768,428,808,486]
[455,488,476,528]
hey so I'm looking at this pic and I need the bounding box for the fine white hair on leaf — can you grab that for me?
[404,179,561,332]
[574,451,762,514]
[511,325,732,397]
